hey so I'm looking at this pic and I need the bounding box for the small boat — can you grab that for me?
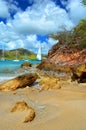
[24,59,28,61]
[0,58,5,61]
[24,54,29,61]
[13,59,19,62]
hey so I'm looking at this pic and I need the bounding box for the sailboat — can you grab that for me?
[1,43,5,61]
[13,50,19,62]
[36,44,42,60]
[24,53,28,61]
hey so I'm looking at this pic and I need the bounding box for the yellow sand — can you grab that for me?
[0,84,86,130]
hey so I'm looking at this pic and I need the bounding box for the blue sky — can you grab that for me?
[0,0,86,54]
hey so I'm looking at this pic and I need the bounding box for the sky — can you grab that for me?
[0,0,86,54]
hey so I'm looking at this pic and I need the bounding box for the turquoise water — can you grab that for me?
[0,60,41,82]
[0,60,41,70]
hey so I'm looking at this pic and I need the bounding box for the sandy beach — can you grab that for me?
[0,83,86,130]
[0,0,86,129]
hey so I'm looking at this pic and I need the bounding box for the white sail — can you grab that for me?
[13,50,19,62]
[37,44,42,60]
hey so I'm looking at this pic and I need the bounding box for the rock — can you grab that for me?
[72,63,86,83]
[11,101,35,122]
[11,101,29,112]
[0,73,38,91]
[37,58,86,83]
[21,62,32,69]
[24,107,35,122]
[39,77,61,90]
[37,61,71,73]
[48,43,86,66]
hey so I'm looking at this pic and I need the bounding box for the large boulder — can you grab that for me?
[37,61,86,83]
[0,73,38,91]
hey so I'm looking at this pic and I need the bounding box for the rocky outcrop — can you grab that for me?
[48,45,86,66]
[39,77,61,90]
[37,43,86,83]
[0,73,38,91]
[11,101,35,122]
[71,63,86,82]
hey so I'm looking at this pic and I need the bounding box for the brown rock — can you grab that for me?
[72,63,86,83]
[11,101,35,122]
[24,107,35,122]
[11,101,29,112]
[0,73,38,91]
[37,59,86,83]
[37,42,86,83]
[37,61,71,73]
[21,62,32,69]
[48,43,86,66]
[39,77,61,90]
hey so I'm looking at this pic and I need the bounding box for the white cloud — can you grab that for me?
[0,0,86,54]
[10,0,74,35]
[6,42,16,50]
[0,0,20,18]
[0,22,25,50]
[6,39,24,50]
[67,0,86,24]
[60,0,68,6]
[0,0,10,18]
[0,22,21,42]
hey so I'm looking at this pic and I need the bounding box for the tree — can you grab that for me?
[82,0,86,5]
[50,20,86,49]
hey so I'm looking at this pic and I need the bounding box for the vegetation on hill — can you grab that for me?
[0,48,36,60]
[50,1,86,50]
[0,48,47,60]
[50,19,86,50]
[82,0,86,5]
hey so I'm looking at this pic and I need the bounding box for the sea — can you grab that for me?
[0,60,41,82]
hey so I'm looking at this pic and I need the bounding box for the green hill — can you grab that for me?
[0,48,36,60]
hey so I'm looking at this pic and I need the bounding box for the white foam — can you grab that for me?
[0,76,15,82]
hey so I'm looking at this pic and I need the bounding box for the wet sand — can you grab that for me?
[0,84,86,130]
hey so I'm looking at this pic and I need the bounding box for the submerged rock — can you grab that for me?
[0,73,38,91]
[21,62,32,69]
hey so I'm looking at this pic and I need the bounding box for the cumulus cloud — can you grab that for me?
[0,0,20,18]
[0,21,56,53]
[24,35,57,54]
[0,0,86,54]
[0,0,9,18]
[0,22,21,42]
[67,0,86,24]
[10,0,74,35]
[0,22,24,50]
